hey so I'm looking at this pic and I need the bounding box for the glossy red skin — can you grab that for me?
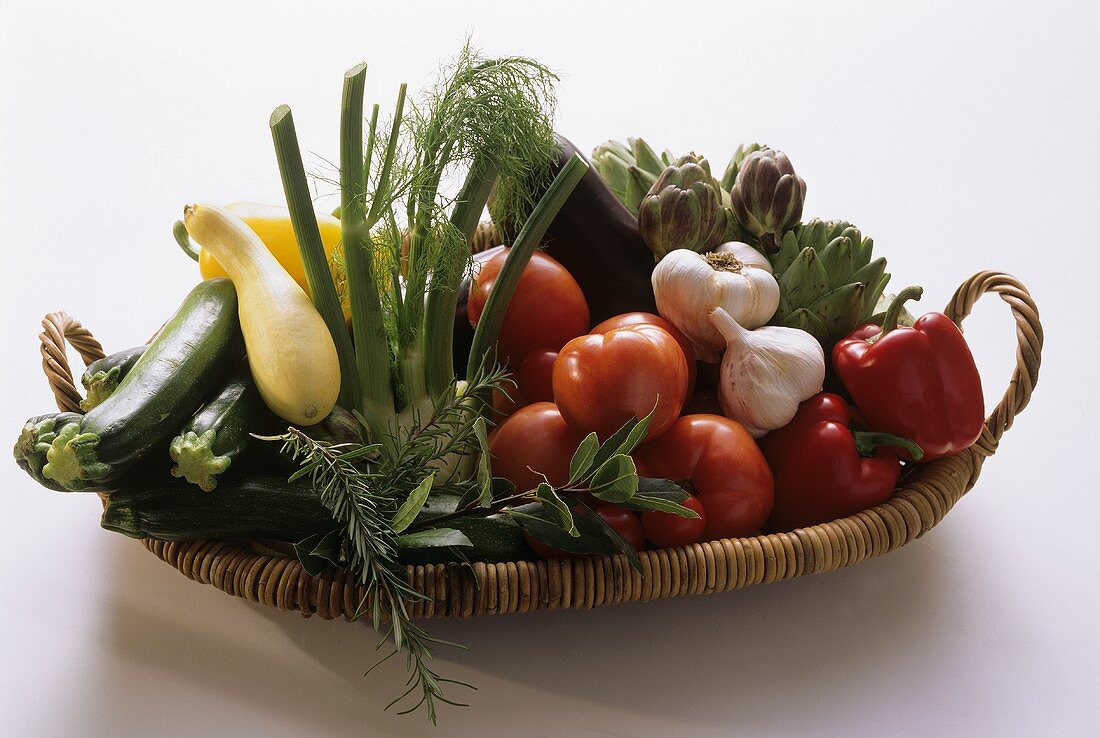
[641,496,707,548]
[515,349,557,403]
[635,414,774,539]
[763,393,903,531]
[595,504,647,550]
[488,402,584,493]
[491,386,528,420]
[468,249,590,365]
[553,325,689,442]
[592,312,696,397]
[833,313,984,461]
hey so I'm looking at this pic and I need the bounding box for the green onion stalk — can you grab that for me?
[269,45,583,473]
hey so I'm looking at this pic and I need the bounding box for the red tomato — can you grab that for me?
[516,349,557,403]
[635,414,774,540]
[491,385,527,420]
[468,249,590,364]
[594,504,646,550]
[553,325,689,442]
[488,402,583,493]
[641,495,707,548]
[592,312,696,397]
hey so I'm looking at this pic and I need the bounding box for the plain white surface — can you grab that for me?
[2,1,1098,735]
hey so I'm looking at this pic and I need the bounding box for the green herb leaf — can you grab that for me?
[628,495,700,517]
[616,477,691,511]
[456,475,515,510]
[589,454,639,504]
[535,482,578,536]
[397,528,473,549]
[293,529,345,576]
[576,504,643,573]
[473,417,494,507]
[391,473,435,533]
[508,503,615,555]
[619,412,653,456]
[288,460,322,483]
[568,432,600,483]
[584,416,642,476]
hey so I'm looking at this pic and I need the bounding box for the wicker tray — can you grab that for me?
[36,270,1042,620]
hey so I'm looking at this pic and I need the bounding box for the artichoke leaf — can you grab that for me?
[819,236,855,291]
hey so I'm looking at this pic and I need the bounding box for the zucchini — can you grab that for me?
[44,279,243,491]
[14,413,83,491]
[100,471,531,564]
[102,473,336,541]
[79,345,147,411]
[169,361,278,492]
[183,204,341,426]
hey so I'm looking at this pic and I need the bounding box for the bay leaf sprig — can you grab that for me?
[270,396,697,723]
[405,412,700,572]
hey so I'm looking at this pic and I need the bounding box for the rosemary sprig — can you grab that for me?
[269,366,507,723]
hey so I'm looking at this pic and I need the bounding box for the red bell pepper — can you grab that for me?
[832,287,984,461]
[763,393,923,531]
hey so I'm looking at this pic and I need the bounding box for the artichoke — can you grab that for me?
[591,139,729,214]
[638,159,729,260]
[720,142,766,192]
[302,405,365,445]
[768,220,890,351]
[591,138,663,214]
[729,148,806,253]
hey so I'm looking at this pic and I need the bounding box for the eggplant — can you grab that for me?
[538,135,657,320]
[454,135,657,376]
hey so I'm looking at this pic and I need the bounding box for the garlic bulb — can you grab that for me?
[710,307,824,438]
[652,242,780,362]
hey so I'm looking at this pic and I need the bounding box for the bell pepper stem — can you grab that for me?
[879,286,924,337]
[853,430,924,461]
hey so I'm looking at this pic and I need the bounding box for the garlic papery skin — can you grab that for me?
[710,307,825,438]
[652,242,780,362]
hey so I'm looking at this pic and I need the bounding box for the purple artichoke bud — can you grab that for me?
[729,148,806,253]
[638,161,728,261]
[303,405,365,445]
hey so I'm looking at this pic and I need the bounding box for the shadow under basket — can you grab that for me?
[37,269,1042,621]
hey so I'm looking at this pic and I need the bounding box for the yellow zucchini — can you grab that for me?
[184,203,340,426]
[198,202,344,300]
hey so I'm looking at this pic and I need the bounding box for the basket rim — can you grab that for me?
[34,268,1042,619]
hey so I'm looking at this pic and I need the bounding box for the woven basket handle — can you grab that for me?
[944,271,1043,457]
[39,312,107,413]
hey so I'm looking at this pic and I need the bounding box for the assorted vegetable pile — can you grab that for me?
[13,47,987,722]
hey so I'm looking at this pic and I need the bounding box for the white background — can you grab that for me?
[2,1,1098,736]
